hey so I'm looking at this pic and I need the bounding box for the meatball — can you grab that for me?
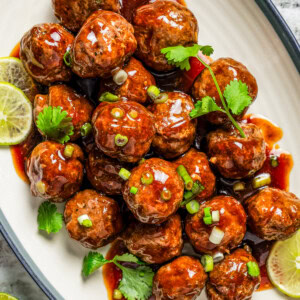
[207,123,266,179]
[148,91,197,159]
[185,196,247,255]
[64,190,123,249]
[92,101,155,163]
[52,0,120,32]
[20,23,74,86]
[122,214,183,264]
[34,85,93,141]
[244,187,300,240]
[153,256,207,300]
[70,10,137,78]
[133,0,198,71]
[123,158,184,224]
[206,249,261,300]
[26,141,84,202]
[174,148,216,201]
[86,147,131,195]
[100,57,156,104]
[192,58,258,125]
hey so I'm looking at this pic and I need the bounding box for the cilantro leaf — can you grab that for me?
[224,80,252,115]
[189,96,225,119]
[82,252,109,277]
[37,201,63,234]
[200,45,214,56]
[36,106,74,144]
[114,253,143,264]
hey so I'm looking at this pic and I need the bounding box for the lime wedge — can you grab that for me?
[0,293,18,300]
[267,230,300,298]
[0,57,38,102]
[0,82,32,145]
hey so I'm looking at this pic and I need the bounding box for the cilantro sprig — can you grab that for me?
[82,252,154,300]
[36,106,74,144]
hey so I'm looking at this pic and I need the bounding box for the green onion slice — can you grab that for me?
[115,134,128,147]
[176,165,193,190]
[247,261,260,277]
[201,255,214,272]
[81,123,92,137]
[130,186,138,195]
[186,200,200,214]
[78,214,93,228]
[63,50,71,67]
[99,92,119,102]
[64,145,74,158]
[119,168,131,180]
[147,85,160,100]
[252,173,271,189]
[141,171,154,185]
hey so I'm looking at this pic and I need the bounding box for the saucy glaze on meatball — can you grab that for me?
[245,187,300,240]
[185,196,247,255]
[133,0,198,71]
[34,85,93,141]
[122,214,183,264]
[148,91,197,159]
[20,23,74,86]
[206,248,261,300]
[123,158,184,224]
[153,256,207,300]
[52,0,120,32]
[64,189,123,249]
[26,141,84,202]
[174,148,216,201]
[193,58,258,125]
[92,101,155,163]
[207,123,266,179]
[71,10,137,78]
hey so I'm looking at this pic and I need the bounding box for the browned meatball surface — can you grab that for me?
[71,10,137,78]
[153,256,207,300]
[193,58,258,125]
[34,85,93,141]
[122,214,183,264]
[206,249,261,300]
[185,196,247,255]
[123,158,184,224]
[86,147,131,195]
[52,0,120,32]
[207,123,266,179]
[148,91,197,159]
[92,101,155,163]
[133,0,198,71]
[100,57,156,104]
[20,23,74,86]
[244,187,300,240]
[174,148,216,201]
[64,189,123,249]
[26,141,84,202]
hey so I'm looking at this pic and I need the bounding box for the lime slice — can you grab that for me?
[267,230,300,298]
[0,82,32,145]
[0,57,38,102]
[0,293,18,300]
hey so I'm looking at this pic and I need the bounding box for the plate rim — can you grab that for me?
[0,0,299,299]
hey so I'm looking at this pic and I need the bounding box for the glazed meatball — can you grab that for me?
[71,10,137,78]
[52,0,120,32]
[64,190,123,249]
[185,196,247,255]
[207,123,266,179]
[86,147,131,195]
[92,101,155,163]
[133,0,198,71]
[174,148,216,201]
[100,57,156,104]
[20,23,74,85]
[148,91,197,159]
[193,58,258,125]
[245,187,300,240]
[153,256,207,300]
[206,249,261,300]
[26,141,84,202]
[123,158,184,224]
[122,214,183,264]
[34,85,93,141]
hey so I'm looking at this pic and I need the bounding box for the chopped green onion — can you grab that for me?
[161,188,172,201]
[113,70,128,85]
[141,171,154,185]
[184,191,193,200]
[209,227,224,245]
[191,181,204,195]
[252,173,271,189]
[186,200,200,214]
[233,181,245,192]
[64,145,74,158]
[99,92,119,102]
[203,207,211,217]
[111,107,124,119]
[139,158,146,165]
[78,214,93,228]
[212,252,224,263]
[119,168,131,180]
[81,123,92,137]
[247,261,260,277]
[154,93,168,104]
[211,210,220,222]
[113,289,123,299]
[176,165,193,190]
[130,186,138,195]
[115,134,128,147]
[128,110,138,119]
[36,181,46,194]
[147,85,160,100]
[270,156,279,168]
[201,255,214,272]
[63,50,71,67]
[203,216,212,225]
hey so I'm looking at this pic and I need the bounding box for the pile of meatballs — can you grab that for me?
[18,0,300,299]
